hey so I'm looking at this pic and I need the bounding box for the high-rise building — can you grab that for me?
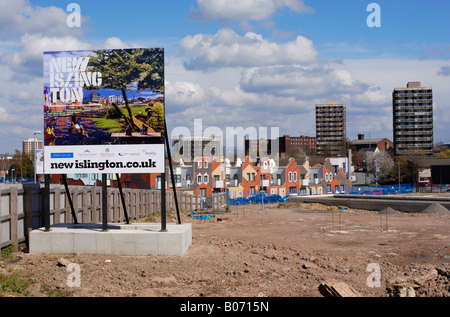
[22,138,42,155]
[315,100,346,157]
[392,82,433,156]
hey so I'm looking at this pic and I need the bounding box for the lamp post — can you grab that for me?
[12,168,15,183]
[34,131,42,184]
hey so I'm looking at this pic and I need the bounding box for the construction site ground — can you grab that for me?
[1,194,449,299]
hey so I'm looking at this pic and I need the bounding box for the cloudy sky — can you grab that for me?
[0,0,449,154]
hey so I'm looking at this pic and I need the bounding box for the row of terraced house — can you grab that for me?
[117,155,353,198]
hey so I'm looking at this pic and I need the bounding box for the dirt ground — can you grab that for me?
[1,199,449,298]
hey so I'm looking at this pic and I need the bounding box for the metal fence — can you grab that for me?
[0,177,36,184]
[227,191,289,206]
[417,184,450,193]
[345,184,416,195]
[225,183,419,206]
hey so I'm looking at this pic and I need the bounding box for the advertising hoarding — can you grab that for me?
[43,48,165,174]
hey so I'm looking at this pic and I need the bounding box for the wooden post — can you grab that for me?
[10,187,18,252]
[54,186,61,224]
[82,187,88,223]
[24,187,33,249]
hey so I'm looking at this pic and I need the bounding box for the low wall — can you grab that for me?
[290,194,450,213]
[0,184,226,251]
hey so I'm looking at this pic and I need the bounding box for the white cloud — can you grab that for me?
[0,0,83,38]
[189,0,313,22]
[102,37,130,50]
[2,33,92,81]
[2,34,133,82]
[166,81,207,110]
[0,106,10,123]
[180,28,317,70]
[240,63,368,100]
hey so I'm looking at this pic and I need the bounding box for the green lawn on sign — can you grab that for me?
[92,105,148,133]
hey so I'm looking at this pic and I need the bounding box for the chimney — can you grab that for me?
[407,82,421,88]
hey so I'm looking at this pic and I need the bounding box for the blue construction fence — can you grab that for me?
[346,183,415,195]
[0,177,37,184]
[226,191,289,206]
[226,183,417,205]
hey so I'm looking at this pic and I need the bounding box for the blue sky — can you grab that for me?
[0,0,449,154]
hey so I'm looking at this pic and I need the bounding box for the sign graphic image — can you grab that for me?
[43,48,165,174]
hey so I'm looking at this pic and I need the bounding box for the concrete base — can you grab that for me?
[29,223,192,256]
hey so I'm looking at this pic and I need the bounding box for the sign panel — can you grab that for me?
[35,149,44,174]
[43,48,165,174]
[44,144,164,174]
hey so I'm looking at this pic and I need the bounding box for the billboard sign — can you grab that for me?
[43,48,165,174]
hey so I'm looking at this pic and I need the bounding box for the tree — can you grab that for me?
[402,148,427,188]
[352,150,367,169]
[87,48,164,132]
[366,150,394,179]
[285,147,306,160]
[9,150,34,179]
[145,102,165,134]
[437,149,450,159]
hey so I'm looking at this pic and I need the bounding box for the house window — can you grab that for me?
[198,160,202,168]
[186,174,191,181]
[204,173,209,184]
[175,175,181,183]
[247,173,251,181]
[251,173,255,181]
[204,160,208,168]
[197,174,202,184]
[288,172,292,182]
[226,174,230,182]
[293,172,297,182]
[250,187,255,195]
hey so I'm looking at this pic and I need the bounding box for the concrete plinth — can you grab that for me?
[29,223,192,256]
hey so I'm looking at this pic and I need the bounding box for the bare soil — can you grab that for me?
[1,200,449,298]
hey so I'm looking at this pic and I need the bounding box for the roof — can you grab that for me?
[421,158,450,167]
[351,138,387,145]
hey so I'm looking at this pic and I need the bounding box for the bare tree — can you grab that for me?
[402,148,427,188]
[366,150,394,179]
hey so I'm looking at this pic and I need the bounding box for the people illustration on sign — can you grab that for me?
[125,125,132,136]
[67,114,88,136]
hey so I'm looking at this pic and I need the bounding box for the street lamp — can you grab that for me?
[12,168,15,183]
[34,131,42,184]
